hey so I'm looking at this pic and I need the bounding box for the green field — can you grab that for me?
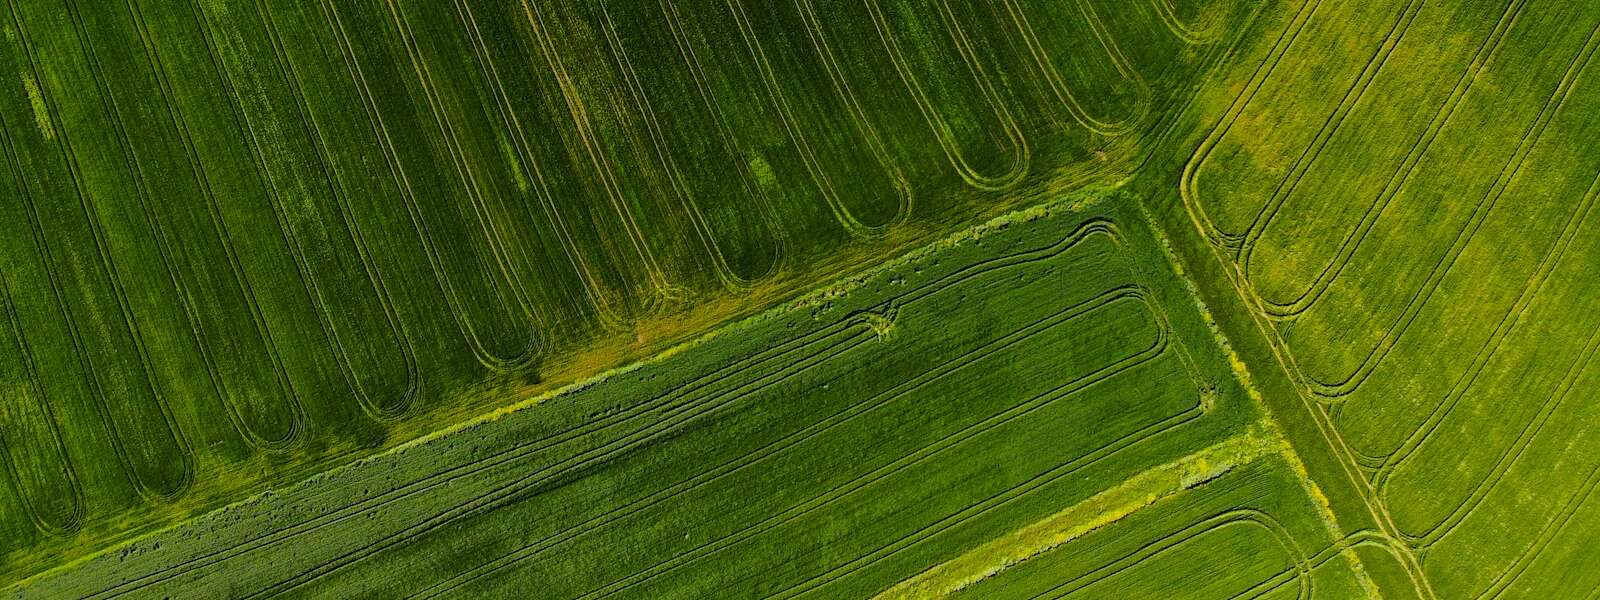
[6,0,1600,597]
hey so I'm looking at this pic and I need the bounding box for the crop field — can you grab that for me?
[0,0,1258,585]
[1145,0,1600,598]
[8,0,1600,598]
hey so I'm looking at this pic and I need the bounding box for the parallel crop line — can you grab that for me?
[314,0,521,373]
[1344,214,1594,465]
[192,0,373,448]
[1243,530,1414,600]
[251,220,1125,598]
[521,0,677,301]
[658,0,788,288]
[381,0,544,366]
[1474,456,1600,599]
[1299,0,1531,398]
[724,0,910,238]
[84,291,873,598]
[1308,18,1598,398]
[582,291,1172,600]
[0,269,84,534]
[450,0,623,331]
[864,0,1030,191]
[1244,0,1524,320]
[253,0,420,419]
[1233,0,1427,284]
[595,0,765,292]
[1179,0,1324,248]
[766,385,1201,600]
[1408,314,1600,548]
[790,0,916,234]
[246,326,877,599]
[4,0,195,499]
[66,0,242,459]
[662,0,791,277]
[1355,164,1600,475]
[125,0,308,451]
[902,219,1118,308]
[999,0,1152,136]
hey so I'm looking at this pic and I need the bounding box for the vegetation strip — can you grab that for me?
[874,428,1280,599]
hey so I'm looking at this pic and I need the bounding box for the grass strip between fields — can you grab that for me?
[874,425,1281,599]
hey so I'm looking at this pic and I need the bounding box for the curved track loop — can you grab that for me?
[1241,0,1522,321]
[3,0,195,501]
[1303,19,1598,398]
[1179,0,1323,249]
[999,0,1152,137]
[788,0,915,236]
[863,0,1030,192]
[320,0,550,367]
[1033,510,1309,600]
[1151,0,1229,45]
[121,0,328,448]
[377,0,544,368]
[252,0,421,420]
[0,272,85,535]
[595,0,786,292]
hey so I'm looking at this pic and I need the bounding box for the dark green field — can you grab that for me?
[4,0,1599,598]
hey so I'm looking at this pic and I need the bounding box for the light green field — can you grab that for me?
[1144,0,1600,597]
[7,0,1600,598]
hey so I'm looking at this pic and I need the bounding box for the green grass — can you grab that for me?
[10,0,1600,597]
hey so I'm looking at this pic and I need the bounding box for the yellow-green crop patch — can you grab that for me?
[1143,0,1600,598]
